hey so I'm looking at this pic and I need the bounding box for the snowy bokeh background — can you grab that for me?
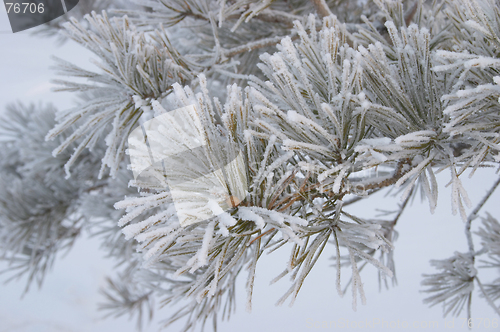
[0,4,499,332]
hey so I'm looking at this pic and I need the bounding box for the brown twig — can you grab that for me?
[349,159,412,193]
[222,33,299,58]
[309,0,332,18]
[405,1,419,27]
[272,159,413,213]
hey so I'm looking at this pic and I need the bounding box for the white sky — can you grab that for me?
[0,5,499,332]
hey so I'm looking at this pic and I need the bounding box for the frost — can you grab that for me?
[13,0,500,329]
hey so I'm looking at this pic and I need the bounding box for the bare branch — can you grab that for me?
[465,176,500,258]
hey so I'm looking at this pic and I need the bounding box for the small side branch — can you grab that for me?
[392,187,413,227]
[465,176,500,258]
[476,277,500,316]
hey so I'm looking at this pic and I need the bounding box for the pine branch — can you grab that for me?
[5,1,500,330]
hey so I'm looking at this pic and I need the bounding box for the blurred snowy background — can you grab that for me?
[0,3,499,332]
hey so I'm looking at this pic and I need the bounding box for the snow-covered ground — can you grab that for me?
[1,5,499,332]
